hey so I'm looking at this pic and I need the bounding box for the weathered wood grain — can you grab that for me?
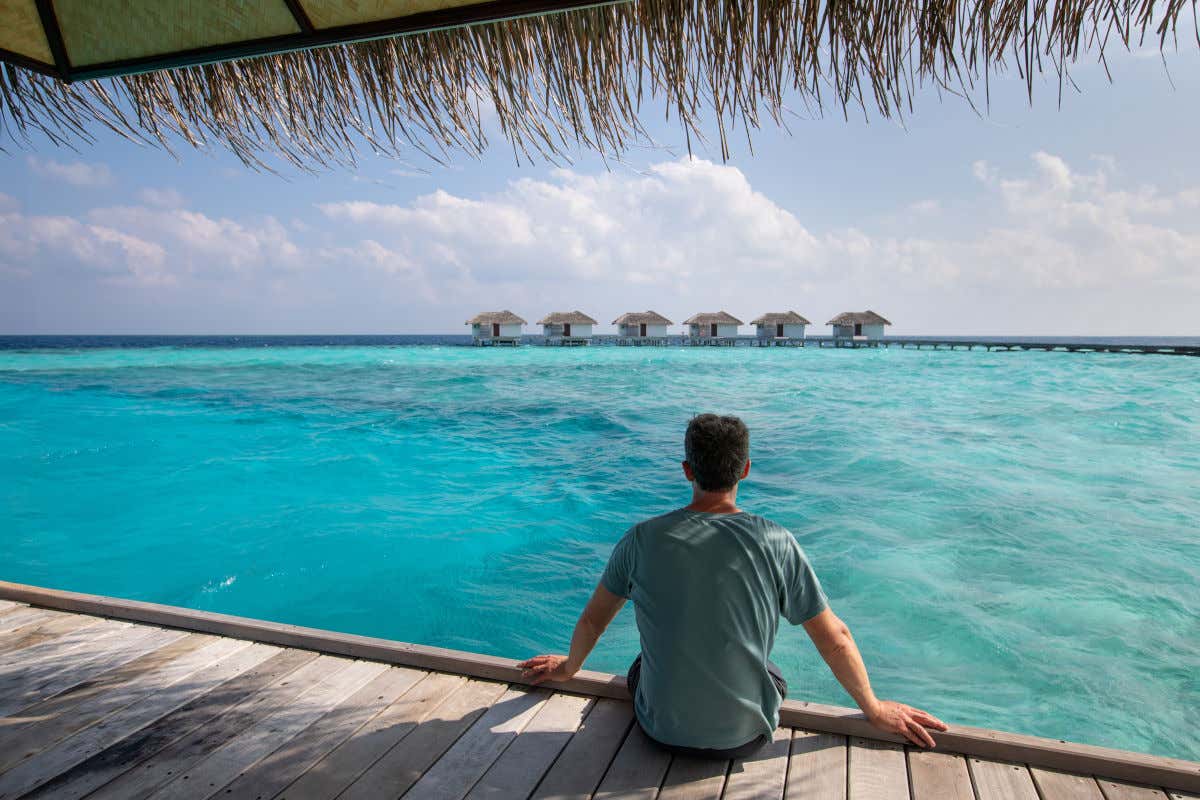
[530,697,634,800]
[465,691,592,800]
[658,754,728,800]
[406,686,550,800]
[0,642,275,800]
[848,737,908,800]
[146,658,385,800]
[787,729,847,800]
[909,750,976,800]
[1032,768,1106,800]
[592,722,671,800]
[0,624,181,717]
[22,648,317,800]
[0,612,100,655]
[724,727,791,800]
[969,758,1041,800]
[0,634,230,772]
[337,677,510,800]
[1098,779,1171,800]
[213,665,423,800]
[84,650,334,800]
[277,670,463,800]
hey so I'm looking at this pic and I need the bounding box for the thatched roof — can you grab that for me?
[612,311,672,326]
[1,1,1193,169]
[827,311,892,326]
[466,310,526,325]
[537,311,598,325]
[684,311,743,326]
[750,311,811,326]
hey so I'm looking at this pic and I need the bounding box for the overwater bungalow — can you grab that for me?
[538,311,597,346]
[684,312,743,345]
[828,310,892,340]
[751,311,811,344]
[613,311,672,345]
[467,310,525,346]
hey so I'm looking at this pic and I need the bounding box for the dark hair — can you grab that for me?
[684,414,750,491]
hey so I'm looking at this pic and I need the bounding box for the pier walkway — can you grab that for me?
[0,582,1197,800]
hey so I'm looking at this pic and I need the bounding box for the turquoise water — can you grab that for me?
[1,344,1197,760]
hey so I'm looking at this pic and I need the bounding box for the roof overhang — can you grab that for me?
[0,0,619,82]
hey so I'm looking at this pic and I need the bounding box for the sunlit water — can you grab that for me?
[1,341,1197,760]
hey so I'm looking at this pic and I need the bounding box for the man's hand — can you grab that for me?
[865,700,947,748]
[517,655,578,685]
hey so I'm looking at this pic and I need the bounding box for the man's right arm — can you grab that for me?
[802,608,948,747]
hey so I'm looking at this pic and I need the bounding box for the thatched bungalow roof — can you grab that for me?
[537,311,598,325]
[751,311,811,326]
[684,311,743,326]
[1,1,1192,168]
[466,310,526,325]
[612,311,672,326]
[827,311,892,327]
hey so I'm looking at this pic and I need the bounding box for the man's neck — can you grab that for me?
[684,487,740,514]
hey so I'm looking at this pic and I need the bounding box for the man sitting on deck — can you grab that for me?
[519,413,947,758]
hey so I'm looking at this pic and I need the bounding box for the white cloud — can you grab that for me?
[137,187,186,208]
[26,157,113,187]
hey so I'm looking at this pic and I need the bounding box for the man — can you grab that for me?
[519,413,946,757]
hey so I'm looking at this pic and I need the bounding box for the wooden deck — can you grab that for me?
[0,587,1197,800]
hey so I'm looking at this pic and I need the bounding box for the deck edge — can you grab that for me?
[1,579,1196,792]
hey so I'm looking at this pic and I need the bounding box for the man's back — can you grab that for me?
[601,508,827,750]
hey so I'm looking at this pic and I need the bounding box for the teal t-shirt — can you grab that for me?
[600,509,827,750]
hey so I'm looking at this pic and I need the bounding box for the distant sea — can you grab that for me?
[1,337,1197,760]
[1,334,1199,349]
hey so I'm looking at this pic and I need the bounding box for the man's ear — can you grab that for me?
[741,459,751,479]
[682,461,694,482]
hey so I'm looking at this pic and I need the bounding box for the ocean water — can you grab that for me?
[1,340,1197,760]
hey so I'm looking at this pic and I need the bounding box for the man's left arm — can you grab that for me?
[519,582,626,684]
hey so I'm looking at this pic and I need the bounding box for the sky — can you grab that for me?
[1,40,1199,336]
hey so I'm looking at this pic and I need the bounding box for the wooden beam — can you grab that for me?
[0,580,1197,792]
[32,0,70,78]
[281,0,315,34]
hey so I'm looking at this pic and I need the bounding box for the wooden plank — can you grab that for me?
[848,737,908,800]
[1169,793,1200,800]
[658,754,728,800]
[787,729,847,800]
[723,727,791,800]
[592,723,671,800]
[0,618,129,674]
[145,658,386,800]
[405,686,551,800]
[336,678,511,800]
[969,758,1040,800]
[277,671,464,800]
[83,651,336,800]
[0,613,100,655]
[210,665,424,800]
[22,649,318,800]
[1032,768,1106,800]
[3,583,1198,794]
[0,634,229,773]
[909,750,975,800]
[530,698,634,800]
[0,607,56,634]
[0,601,25,616]
[1098,780,1171,800]
[465,691,593,800]
[0,642,277,800]
[0,625,182,717]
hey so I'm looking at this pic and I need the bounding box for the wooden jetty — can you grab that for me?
[1,581,1197,800]
[804,337,1200,356]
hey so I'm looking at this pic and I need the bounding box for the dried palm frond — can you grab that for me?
[0,0,1193,170]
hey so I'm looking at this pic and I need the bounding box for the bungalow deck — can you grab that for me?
[0,582,1197,800]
